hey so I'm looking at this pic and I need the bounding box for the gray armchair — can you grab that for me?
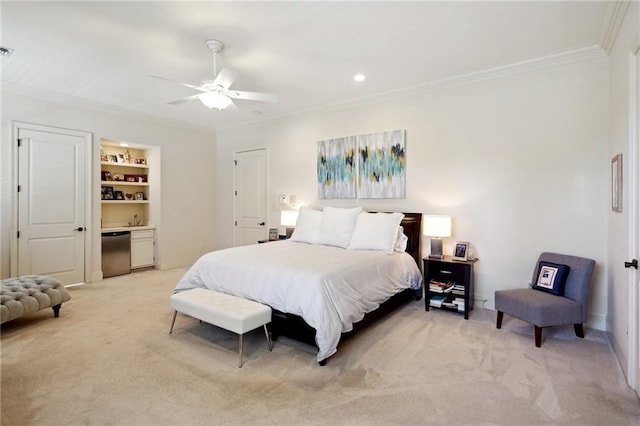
[495,252,596,347]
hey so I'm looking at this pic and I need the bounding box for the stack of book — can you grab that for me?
[451,284,465,296]
[429,279,455,293]
[452,297,465,312]
[430,295,447,308]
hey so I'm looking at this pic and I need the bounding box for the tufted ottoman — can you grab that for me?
[1,275,72,324]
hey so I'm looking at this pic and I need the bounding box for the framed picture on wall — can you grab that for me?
[611,153,622,212]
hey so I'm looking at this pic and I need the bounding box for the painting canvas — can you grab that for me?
[357,129,406,198]
[317,136,357,199]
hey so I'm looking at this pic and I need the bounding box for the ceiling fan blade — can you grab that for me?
[167,94,203,105]
[226,90,278,103]
[149,75,208,93]
[212,68,239,90]
[225,101,239,112]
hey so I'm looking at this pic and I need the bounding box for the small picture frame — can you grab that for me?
[101,186,114,200]
[117,153,126,164]
[108,154,118,163]
[611,153,622,212]
[453,241,469,261]
[114,190,124,200]
[125,174,138,183]
[101,170,111,181]
[134,192,145,200]
[268,228,278,241]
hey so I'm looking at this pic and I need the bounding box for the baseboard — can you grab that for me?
[586,312,607,331]
[90,271,103,282]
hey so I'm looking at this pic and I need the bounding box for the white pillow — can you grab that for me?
[317,207,362,248]
[348,212,405,254]
[289,207,323,244]
[394,226,408,253]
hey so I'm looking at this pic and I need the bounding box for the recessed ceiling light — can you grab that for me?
[0,46,14,57]
[119,143,129,147]
[353,74,366,82]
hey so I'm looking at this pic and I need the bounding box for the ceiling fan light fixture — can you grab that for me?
[199,92,232,110]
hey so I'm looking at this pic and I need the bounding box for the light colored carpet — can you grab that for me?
[1,267,639,425]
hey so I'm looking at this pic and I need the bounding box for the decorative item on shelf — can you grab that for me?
[125,193,133,200]
[135,192,145,200]
[117,154,126,164]
[139,175,148,183]
[100,147,107,162]
[101,186,114,200]
[453,241,469,261]
[424,215,451,260]
[113,173,124,181]
[280,209,299,238]
[134,158,146,165]
[101,170,112,181]
[108,154,118,163]
[125,174,138,182]
[114,190,124,200]
[124,149,131,163]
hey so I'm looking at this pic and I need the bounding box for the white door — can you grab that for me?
[233,149,267,246]
[632,40,640,393]
[15,124,89,284]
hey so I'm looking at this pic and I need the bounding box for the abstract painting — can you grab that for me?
[317,136,357,199]
[357,129,406,198]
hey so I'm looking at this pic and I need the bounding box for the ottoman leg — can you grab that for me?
[52,304,62,318]
[264,324,273,351]
[169,311,178,334]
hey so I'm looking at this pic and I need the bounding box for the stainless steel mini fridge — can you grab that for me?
[102,231,131,278]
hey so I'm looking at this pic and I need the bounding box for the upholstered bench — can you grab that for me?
[170,288,272,367]
[1,275,72,324]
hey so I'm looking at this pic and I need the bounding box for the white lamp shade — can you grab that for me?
[199,92,233,110]
[424,215,452,238]
[280,209,299,227]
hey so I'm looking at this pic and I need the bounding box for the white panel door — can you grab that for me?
[233,149,267,246]
[17,127,87,284]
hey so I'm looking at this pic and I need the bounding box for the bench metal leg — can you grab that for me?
[264,324,273,351]
[169,311,178,334]
[238,334,244,368]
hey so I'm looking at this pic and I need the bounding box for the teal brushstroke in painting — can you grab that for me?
[358,143,405,183]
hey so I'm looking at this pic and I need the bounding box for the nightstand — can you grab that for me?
[424,256,478,320]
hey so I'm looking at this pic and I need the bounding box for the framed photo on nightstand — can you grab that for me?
[269,228,278,241]
[453,241,469,261]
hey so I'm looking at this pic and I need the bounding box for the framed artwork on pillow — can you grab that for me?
[453,241,469,261]
[611,153,622,212]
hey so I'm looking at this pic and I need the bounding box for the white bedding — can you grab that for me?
[175,240,423,362]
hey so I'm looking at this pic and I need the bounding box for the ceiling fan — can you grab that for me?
[151,39,278,111]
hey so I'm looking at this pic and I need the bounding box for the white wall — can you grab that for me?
[607,1,640,379]
[217,57,610,329]
[0,91,218,281]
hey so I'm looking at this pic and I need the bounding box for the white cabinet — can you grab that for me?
[131,229,155,269]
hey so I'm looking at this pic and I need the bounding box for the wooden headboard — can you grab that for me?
[400,213,422,268]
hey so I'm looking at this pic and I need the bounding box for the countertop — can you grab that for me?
[101,225,156,233]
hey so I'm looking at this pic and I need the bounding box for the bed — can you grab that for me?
[175,210,423,364]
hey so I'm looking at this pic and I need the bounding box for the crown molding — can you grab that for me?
[599,0,631,54]
[220,45,609,131]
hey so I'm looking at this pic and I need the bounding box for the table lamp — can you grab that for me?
[280,209,299,238]
[424,215,451,259]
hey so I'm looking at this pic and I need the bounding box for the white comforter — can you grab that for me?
[175,240,422,362]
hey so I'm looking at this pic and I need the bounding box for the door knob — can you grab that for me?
[258,222,266,226]
[74,227,85,232]
[625,259,638,269]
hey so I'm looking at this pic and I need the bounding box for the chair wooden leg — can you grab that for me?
[574,323,584,338]
[496,311,503,329]
[534,326,542,347]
